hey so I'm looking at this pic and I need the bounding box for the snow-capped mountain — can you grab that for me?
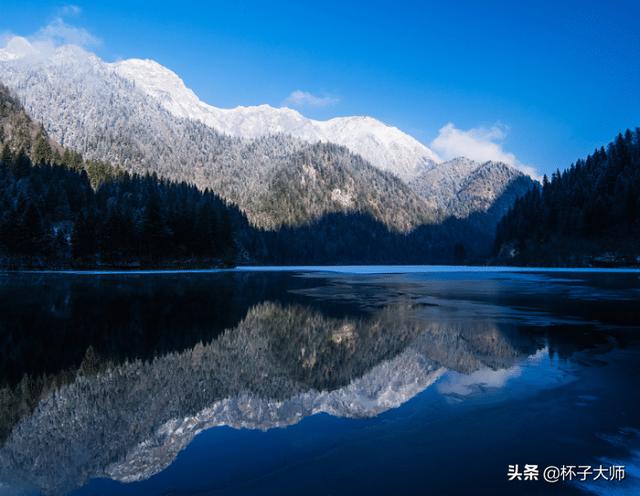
[0,39,437,231]
[109,58,439,180]
[0,38,533,233]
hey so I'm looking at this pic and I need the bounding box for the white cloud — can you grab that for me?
[430,122,538,178]
[0,1,99,57]
[0,35,27,56]
[35,17,99,48]
[0,14,100,62]
[283,90,339,108]
[58,4,82,17]
[437,365,522,396]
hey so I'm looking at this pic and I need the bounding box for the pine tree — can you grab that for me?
[32,133,53,165]
[141,189,169,259]
[72,212,97,260]
[495,128,640,263]
[12,149,31,179]
[0,143,11,164]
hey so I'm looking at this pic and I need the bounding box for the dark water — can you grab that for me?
[0,267,639,496]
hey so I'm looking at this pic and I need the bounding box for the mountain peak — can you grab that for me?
[109,58,202,117]
[109,56,439,179]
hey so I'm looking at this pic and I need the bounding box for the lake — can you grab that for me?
[0,267,639,495]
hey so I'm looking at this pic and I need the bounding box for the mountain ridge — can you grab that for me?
[0,38,534,237]
[109,57,440,180]
[0,42,439,232]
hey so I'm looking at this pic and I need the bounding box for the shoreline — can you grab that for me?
[4,264,640,275]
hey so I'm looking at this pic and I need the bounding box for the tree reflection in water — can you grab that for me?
[0,269,636,495]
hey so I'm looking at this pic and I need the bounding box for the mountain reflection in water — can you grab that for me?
[0,269,638,496]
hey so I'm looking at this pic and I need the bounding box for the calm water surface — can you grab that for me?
[0,267,639,495]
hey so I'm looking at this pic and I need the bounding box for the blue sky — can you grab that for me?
[1,0,639,177]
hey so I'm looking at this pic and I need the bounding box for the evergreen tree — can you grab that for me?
[72,211,97,260]
[495,128,640,264]
[0,152,240,267]
[32,133,53,165]
[11,149,31,179]
[0,144,11,165]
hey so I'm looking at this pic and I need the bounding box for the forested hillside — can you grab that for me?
[409,158,534,230]
[1,84,240,267]
[1,81,531,267]
[0,149,239,267]
[495,129,640,266]
[0,46,439,232]
[240,213,490,265]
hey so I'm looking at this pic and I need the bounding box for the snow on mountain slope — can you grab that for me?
[409,157,535,222]
[0,41,437,231]
[109,58,439,180]
[0,39,532,230]
[410,157,481,211]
